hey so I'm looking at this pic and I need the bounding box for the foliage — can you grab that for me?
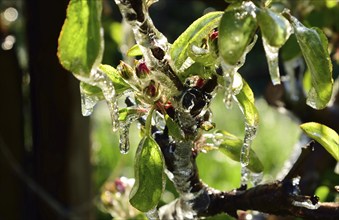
[57,0,338,219]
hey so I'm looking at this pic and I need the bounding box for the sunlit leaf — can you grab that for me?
[127,44,143,57]
[300,122,339,161]
[98,64,130,94]
[170,11,223,71]
[216,130,263,173]
[129,136,165,212]
[289,16,333,109]
[58,0,103,78]
[218,2,257,66]
[165,115,184,140]
[257,8,291,48]
[234,79,258,126]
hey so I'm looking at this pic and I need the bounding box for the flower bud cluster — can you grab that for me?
[117,60,161,103]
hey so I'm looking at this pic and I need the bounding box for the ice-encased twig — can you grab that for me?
[114,0,183,95]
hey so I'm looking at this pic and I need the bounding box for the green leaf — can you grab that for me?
[235,79,258,126]
[218,2,257,66]
[58,0,103,78]
[118,107,141,122]
[165,115,184,140]
[170,11,223,70]
[257,8,291,47]
[289,16,333,109]
[98,64,130,94]
[127,44,143,57]
[80,82,103,98]
[217,130,263,173]
[300,122,339,161]
[129,136,165,212]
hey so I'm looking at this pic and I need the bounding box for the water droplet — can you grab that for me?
[80,86,100,116]
[262,37,281,85]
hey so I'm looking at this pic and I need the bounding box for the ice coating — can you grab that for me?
[80,86,100,116]
[262,37,281,85]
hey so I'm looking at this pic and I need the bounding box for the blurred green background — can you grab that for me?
[0,0,338,220]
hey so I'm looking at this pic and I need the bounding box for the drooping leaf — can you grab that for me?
[218,2,257,66]
[58,0,103,78]
[98,64,130,94]
[289,16,333,109]
[300,122,339,161]
[257,8,291,48]
[235,79,258,126]
[170,11,223,70]
[165,115,184,140]
[127,44,143,57]
[129,136,165,212]
[216,130,263,173]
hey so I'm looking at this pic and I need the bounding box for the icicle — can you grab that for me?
[119,122,130,154]
[240,124,257,167]
[283,56,304,101]
[262,37,281,85]
[80,86,100,116]
[146,208,159,220]
[119,113,140,154]
[221,61,237,109]
[220,35,258,109]
[292,200,320,210]
[91,69,119,132]
[240,124,257,185]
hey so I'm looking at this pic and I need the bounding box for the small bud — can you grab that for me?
[144,80,158,97]
[135,60,150,79]
[209,29,218,41]
[117,61,134,80]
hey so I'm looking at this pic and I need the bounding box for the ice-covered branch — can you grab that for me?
[114,0,183,93]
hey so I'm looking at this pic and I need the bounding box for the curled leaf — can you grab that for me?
[289,15,333,109]
[300,122,339,161]
[129,136,165,212]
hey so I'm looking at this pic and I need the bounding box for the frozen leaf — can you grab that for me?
[58,0,103,78]
[130,136,165,212]
[127,44,143,57]
[218,1,257,65]
[118,107,141,122]
[289,15,333,109]
[170,11,223,71]
[257,8,291,48]
[234,79,258,126]
[300,122,339,161]
[98,64,130,94]
[216,130,263,173]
